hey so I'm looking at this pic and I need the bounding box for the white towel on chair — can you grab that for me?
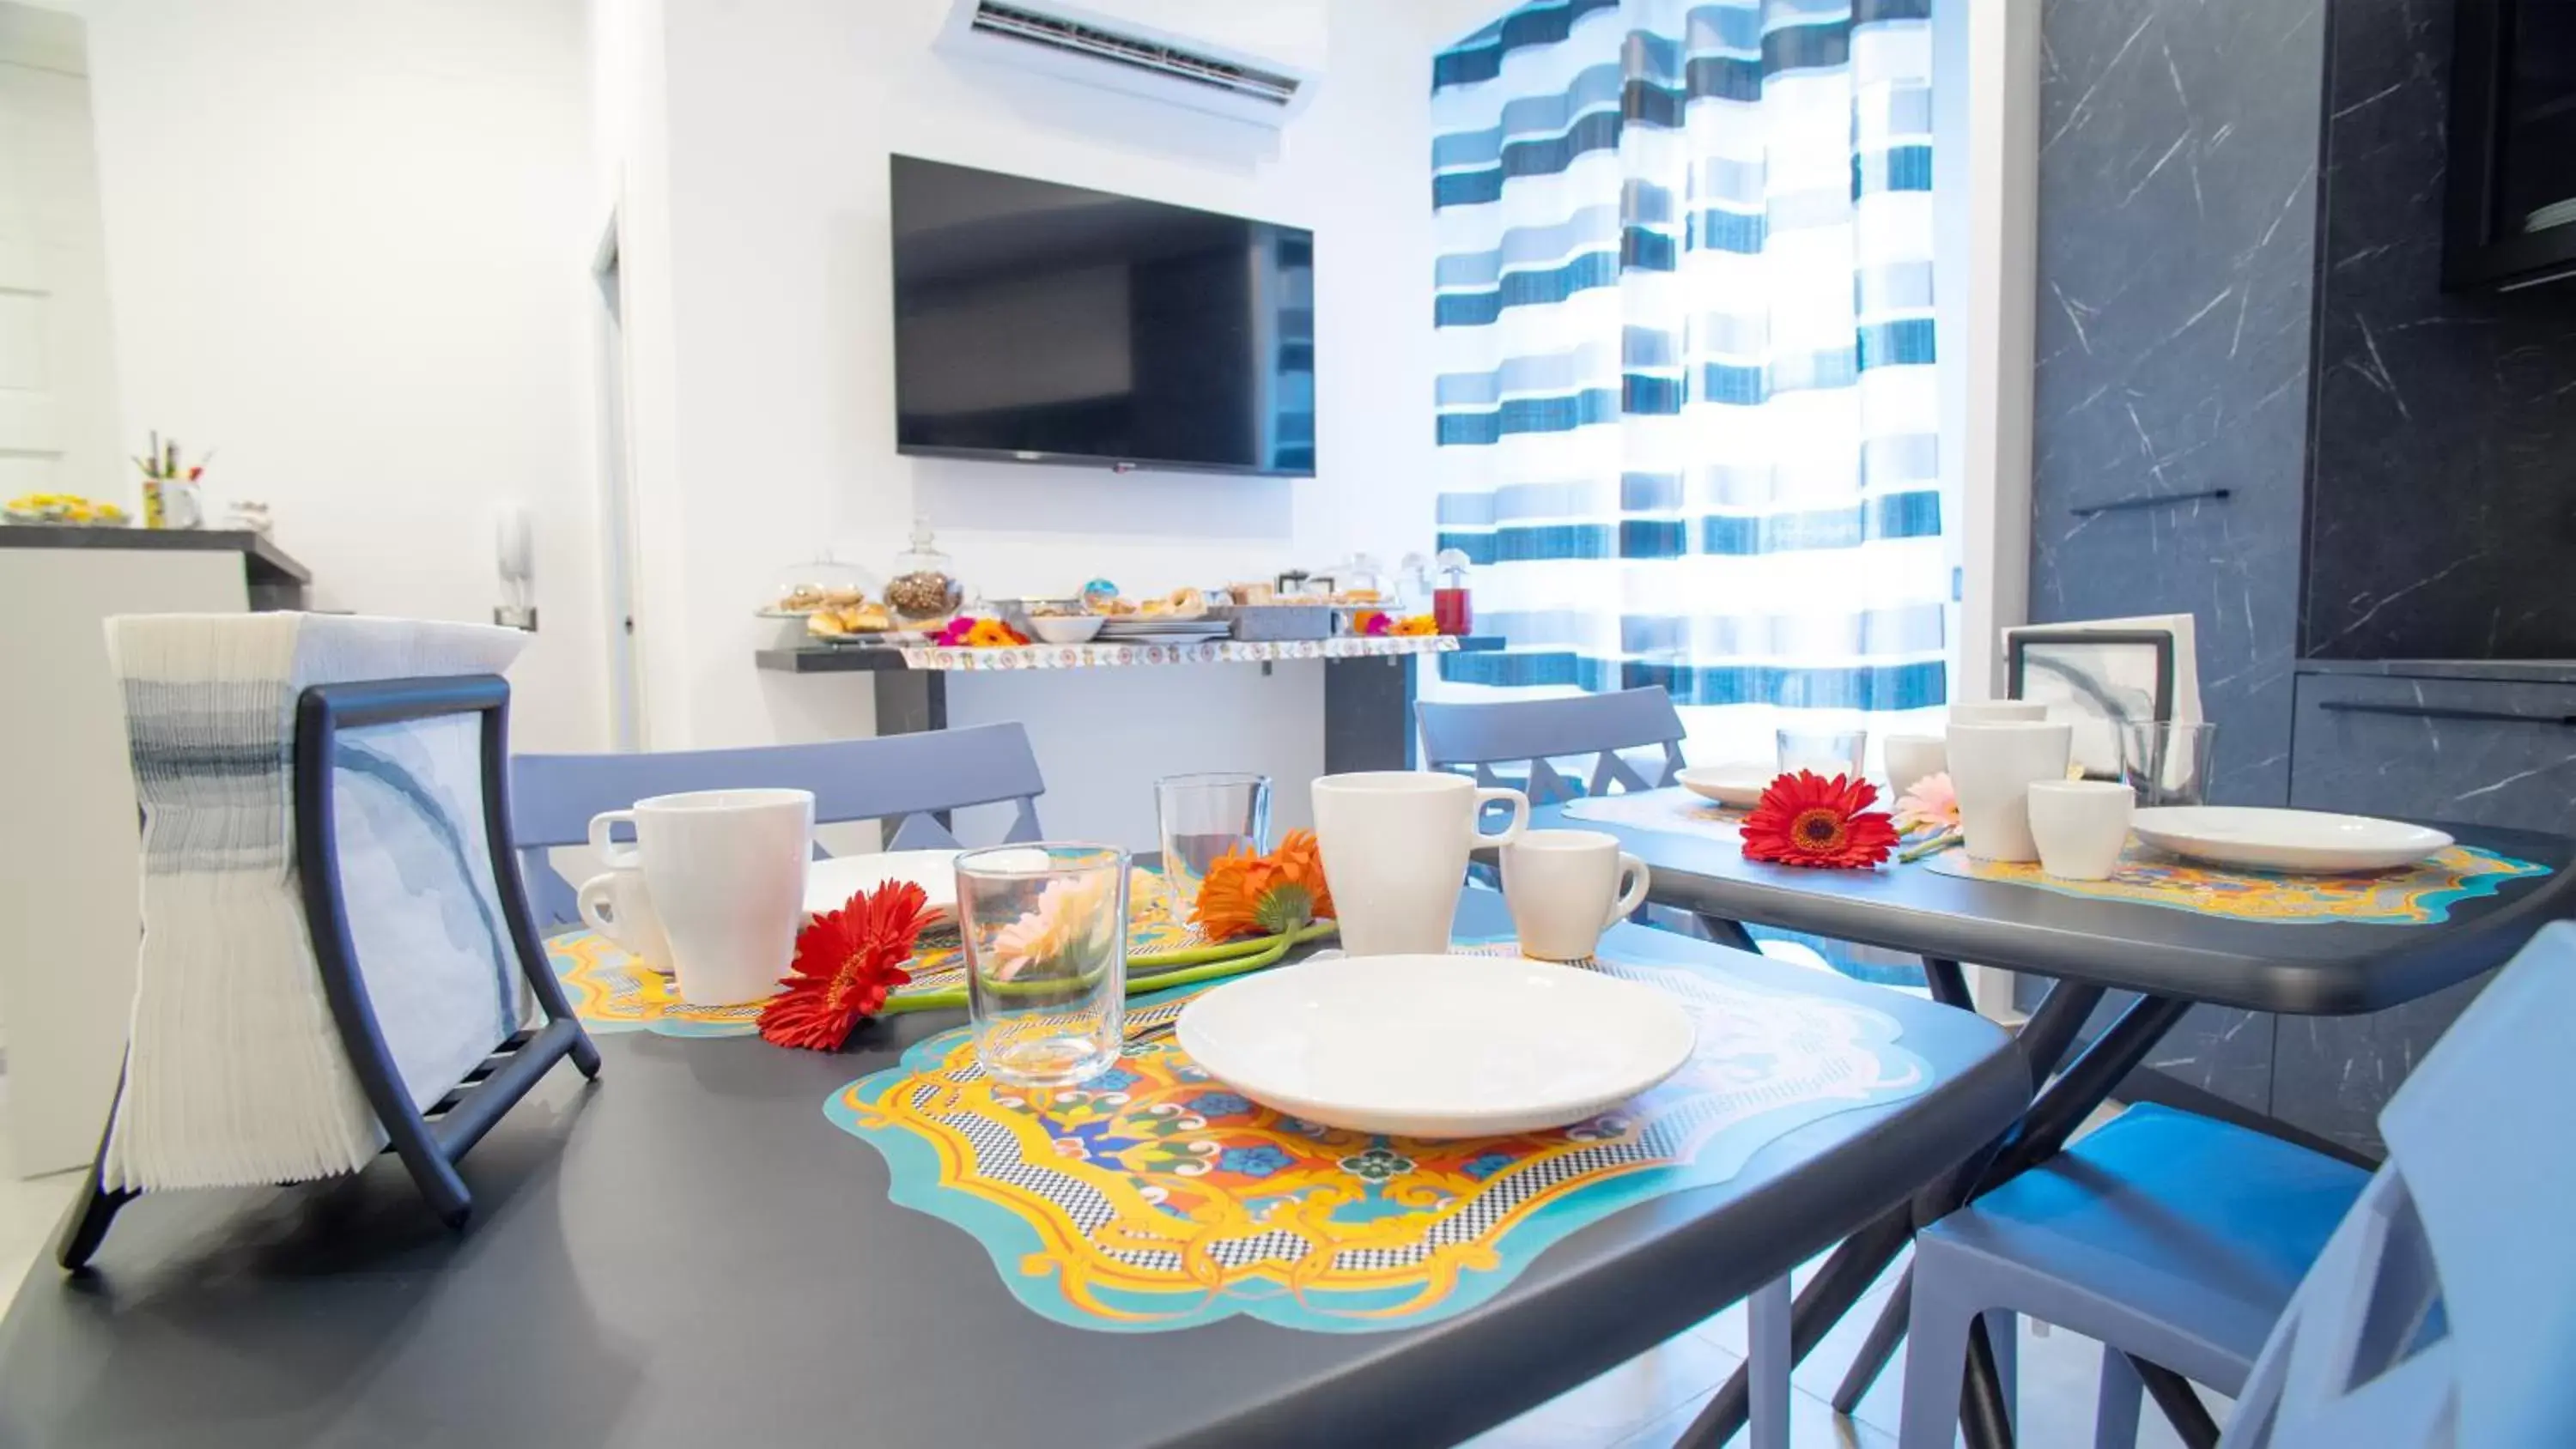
[101,613,529,1191]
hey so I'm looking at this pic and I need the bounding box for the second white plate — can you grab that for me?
[2130,807,2452,874]
[1675,762,1772,809]
[805,850,961,920]
[1176,955,1696,1137]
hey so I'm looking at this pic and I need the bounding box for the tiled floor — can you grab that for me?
[0,1083,2227,1447]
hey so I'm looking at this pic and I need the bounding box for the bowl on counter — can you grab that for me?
[1030,614,1107,645]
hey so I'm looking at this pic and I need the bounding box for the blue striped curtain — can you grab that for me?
[1430,0,1950,764]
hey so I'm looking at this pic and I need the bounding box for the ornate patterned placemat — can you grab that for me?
[822,942,1929,1334]
[1920,840,2550,925]
[550,867,1204,1036]
[1560,786,1748,836]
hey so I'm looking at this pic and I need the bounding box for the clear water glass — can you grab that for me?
[1776,727,1868,779]
[1155,772,1271,922]
[2121,721,2219,807]
[956,843,1128,1088]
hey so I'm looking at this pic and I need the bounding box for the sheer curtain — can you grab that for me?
[1428,0,1950,769]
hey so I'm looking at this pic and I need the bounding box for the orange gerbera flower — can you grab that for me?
[1741,771,1899,870]
[1190,828,1338,941]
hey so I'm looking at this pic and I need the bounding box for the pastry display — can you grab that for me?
[1137,586,1207,619]
[805,601,894,638]
[764,551,878,617]
[887,518,963,624]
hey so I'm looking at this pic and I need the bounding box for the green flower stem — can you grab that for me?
[1129,919,1337,978]
[1898,830,1962,864]
[878,919,1334,1016]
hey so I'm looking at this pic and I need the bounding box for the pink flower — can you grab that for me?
[1893,772,1960,835]
[989,870,1116,981]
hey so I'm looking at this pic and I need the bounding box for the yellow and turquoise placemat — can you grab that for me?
[822,942,1929,1333]
[550,867,1202,1036]
[1921,840,2549,925]
[1560,786,1749,835]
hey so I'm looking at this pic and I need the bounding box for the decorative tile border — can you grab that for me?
[898,635,1461,671]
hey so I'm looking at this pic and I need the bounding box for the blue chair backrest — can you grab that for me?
[509,723,1046,929]
[2221,921,2576,1447]
[1415,687,1687,805]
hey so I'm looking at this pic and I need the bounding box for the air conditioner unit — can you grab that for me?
[937,0,1325,128]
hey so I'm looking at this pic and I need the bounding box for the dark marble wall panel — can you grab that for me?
[2279,664,2576,1155]
[2306,0,2576,661]
[2030,0,2326,809]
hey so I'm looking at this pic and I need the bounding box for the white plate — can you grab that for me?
[1176,955,1696,1137]
[805,850,960,920]
[1675,762,1774,809]
[2130,807,2452,874]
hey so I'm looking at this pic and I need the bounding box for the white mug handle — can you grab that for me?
[1471,786,1529,847]
[1604,853,1650,927]
[589,809,641,870]
[577,872,629,946]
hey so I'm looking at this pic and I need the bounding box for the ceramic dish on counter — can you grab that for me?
[2129,806,2453,874]
[1030,615,1106,645]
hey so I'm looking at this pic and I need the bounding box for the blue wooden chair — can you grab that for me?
[1900,922,2576,1448]
[509,723,1047,930]
[2219,922,2576,1447]
[1416,686,1686,803]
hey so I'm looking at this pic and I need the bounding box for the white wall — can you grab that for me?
[611,0,1458,844]
[68,0,607,749]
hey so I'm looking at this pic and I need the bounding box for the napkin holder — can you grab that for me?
[58,675,601,1270]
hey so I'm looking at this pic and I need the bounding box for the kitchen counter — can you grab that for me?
[0,524,309,609]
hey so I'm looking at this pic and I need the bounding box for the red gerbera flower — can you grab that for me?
[759,879,932,1051]
[1741,771,1899,869]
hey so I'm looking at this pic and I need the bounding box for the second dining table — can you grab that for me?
[1512,791,2576,1447]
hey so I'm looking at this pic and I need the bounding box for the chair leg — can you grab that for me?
[1984,1308,2018,1434]
[2094,1343,2144,1449]
[1899,1258,1978,1449]
[1748,1274,1792,1449]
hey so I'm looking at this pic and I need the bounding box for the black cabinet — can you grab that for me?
[2278,664,2576,1153]
[2445,0,2576,291]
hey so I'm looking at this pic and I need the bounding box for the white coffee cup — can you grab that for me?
[1311,772,1528,956]
[1948,700,2050,724]
[1883,733,1947,800]
[1502,829,1649,962]
[575,866,675,974]
[1946,721,2073,864]
[589,788,815,1006]
[2026,780,2136,881]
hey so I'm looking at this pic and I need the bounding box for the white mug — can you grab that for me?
[1502,829,1649,962]
[2026,779,2136,881]
[575,867,674,974]
[1948,700,2050,724]
[1311,772,1528,956]
[1883,733,1947,800]
[1946,721,2073,864]
[589,788,815,1006]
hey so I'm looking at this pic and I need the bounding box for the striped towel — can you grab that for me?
[101,613,530,1191]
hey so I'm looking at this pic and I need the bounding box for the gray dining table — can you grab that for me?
[1515,797,2576,1446]
[0,890,2024,1449]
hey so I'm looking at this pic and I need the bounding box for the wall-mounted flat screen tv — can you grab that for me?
[890,155,1315,477]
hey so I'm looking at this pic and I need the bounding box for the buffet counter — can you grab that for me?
[755,634,1498,773]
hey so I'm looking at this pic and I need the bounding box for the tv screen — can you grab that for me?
[890,155,1315,477]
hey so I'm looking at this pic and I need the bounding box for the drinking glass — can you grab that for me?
[2121,721,2219,808]
[1777,727,1867,779]
[956,843,1129,1088]
[1155,772,1271,922]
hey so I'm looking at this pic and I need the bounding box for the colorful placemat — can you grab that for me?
[1920,840,2550,925]
[1560,785,1749,836]
[549,866,1205,1036]
[823,942,1929,1334]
